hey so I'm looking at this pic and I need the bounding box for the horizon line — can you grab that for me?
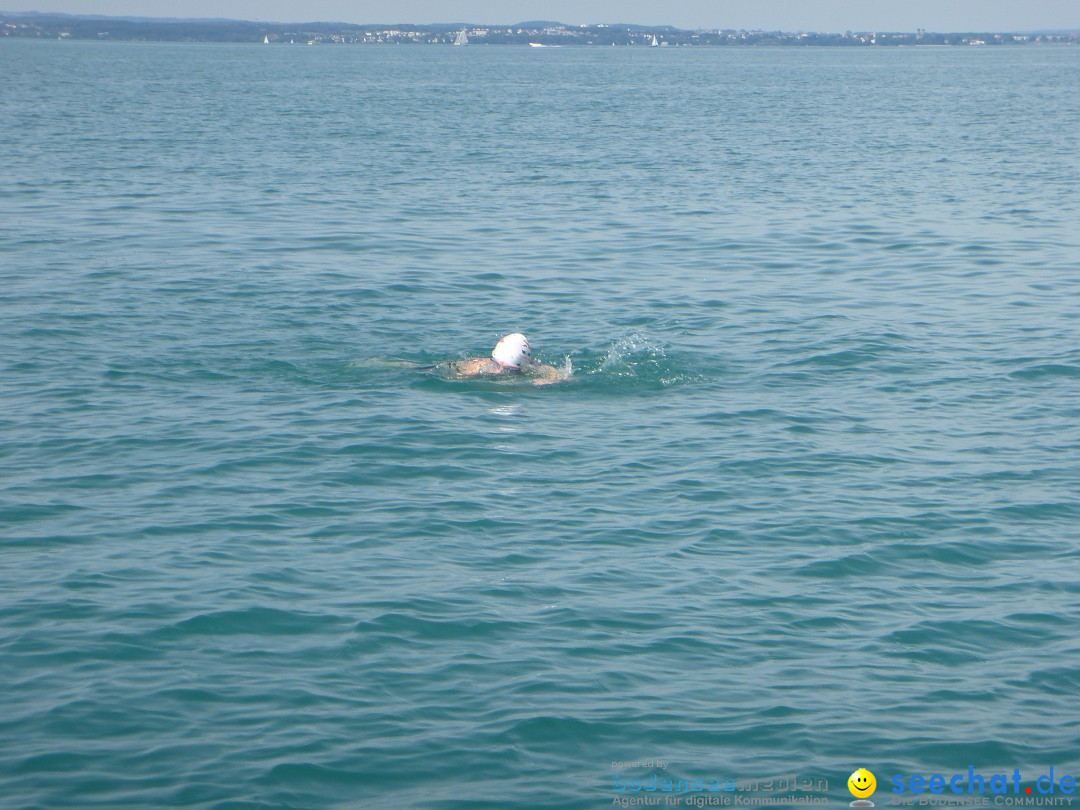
[2,10,1078,35]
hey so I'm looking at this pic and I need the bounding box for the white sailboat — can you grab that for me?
[454,29,469,46]
[650,34,659,46]
[263,35,270,44]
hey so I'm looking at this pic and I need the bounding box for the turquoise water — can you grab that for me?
[2,40,1079,809]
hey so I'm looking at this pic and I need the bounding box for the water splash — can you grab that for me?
[555,333,703,390]
[600,333,668,375]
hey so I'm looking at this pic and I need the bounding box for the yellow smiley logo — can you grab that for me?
[848,768,877,798]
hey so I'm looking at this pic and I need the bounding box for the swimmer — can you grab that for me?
[445,333,569,385]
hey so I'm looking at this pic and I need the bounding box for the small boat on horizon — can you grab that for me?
[454,29,469,46]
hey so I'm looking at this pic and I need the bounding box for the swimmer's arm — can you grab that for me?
[526,359,570,385]
[447,357,490,376]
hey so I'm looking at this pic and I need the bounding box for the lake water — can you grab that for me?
[1,40,1078,809]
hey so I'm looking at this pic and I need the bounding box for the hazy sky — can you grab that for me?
[5,1,1079,31]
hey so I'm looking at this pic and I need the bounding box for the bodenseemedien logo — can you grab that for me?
[849,768,877,807]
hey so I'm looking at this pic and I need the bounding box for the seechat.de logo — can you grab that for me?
[891,765,1078,798]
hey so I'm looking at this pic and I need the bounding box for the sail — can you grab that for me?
[454,29,469,46]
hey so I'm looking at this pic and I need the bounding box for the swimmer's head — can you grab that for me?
[492,333,531,369]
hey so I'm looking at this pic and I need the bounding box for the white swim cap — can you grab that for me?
[492,333,531,369]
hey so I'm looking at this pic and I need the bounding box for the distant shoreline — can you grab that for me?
[2,12,1077,46]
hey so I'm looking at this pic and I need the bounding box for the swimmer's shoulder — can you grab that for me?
[448,357,494,376]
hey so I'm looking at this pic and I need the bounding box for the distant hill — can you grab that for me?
[1,11,1074,45]
[604,23,684,32]
[510,21,568,28]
